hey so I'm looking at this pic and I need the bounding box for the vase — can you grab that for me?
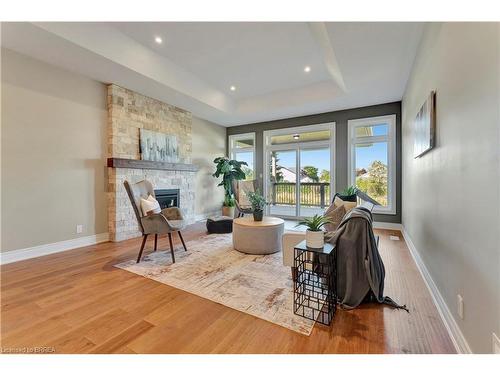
[253,210,263,221]
[306,230,324,248]
[222,206,235,218]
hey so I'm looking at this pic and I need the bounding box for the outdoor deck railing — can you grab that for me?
[271,182,330,208]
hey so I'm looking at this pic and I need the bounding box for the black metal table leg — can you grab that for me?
[292,240,336,325]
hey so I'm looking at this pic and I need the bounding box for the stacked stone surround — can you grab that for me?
[107,84,196,242]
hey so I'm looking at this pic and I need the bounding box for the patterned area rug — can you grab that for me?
[114,233,315,335]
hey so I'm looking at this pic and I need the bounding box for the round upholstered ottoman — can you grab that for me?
[206,216,233,234]
[232,216,285,255]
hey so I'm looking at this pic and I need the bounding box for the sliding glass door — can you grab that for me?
[299,147,331,217]
[264,123,335,219]
[268,150,297,217]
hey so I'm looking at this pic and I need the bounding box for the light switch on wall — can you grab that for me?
[76,224,83,234]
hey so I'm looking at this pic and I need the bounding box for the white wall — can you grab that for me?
[1,48,227,255]
[1,48,108,252]
[191,116,226,219]
[402,23,500,353]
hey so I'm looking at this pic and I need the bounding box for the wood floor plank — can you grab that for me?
[89,320,154,354]
[0,223,456,354]
[41,308,145,353]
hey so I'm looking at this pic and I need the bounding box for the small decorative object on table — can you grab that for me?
[246,189,268,222]
[293,240,337,325]
[297,214,332,248]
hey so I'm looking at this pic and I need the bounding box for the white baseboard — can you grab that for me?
[401,227,472,354]
[373,221,402,230]
[493,333,500,354]
[0,233,109,265]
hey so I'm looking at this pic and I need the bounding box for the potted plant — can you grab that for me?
[336,185,358,202]
[212,157,247,218]
[247,190,268,221]
[297,214,332,248]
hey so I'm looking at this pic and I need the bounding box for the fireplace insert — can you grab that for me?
[154,189,180,210]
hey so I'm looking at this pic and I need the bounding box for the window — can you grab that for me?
[229,133,256,180]
[348,115,396,214]
[263,123,335,218]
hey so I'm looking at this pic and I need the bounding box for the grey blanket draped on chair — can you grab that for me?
[327,207,408,311]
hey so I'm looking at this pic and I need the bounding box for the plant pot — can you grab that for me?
[306,230,324,248]
[335,193,357,202]
[222,206,235,218]
[253,210,263,221]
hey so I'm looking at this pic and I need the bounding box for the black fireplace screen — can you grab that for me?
[154,189,180,210]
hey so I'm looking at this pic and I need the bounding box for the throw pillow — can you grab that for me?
[333,196,357,212]
[140,194,161,216]
[324,203,346,232]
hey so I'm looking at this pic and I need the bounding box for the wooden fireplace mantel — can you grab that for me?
[107,158,198,172]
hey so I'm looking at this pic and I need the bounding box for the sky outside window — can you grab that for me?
[235,151,254,170]
[355,142,388,169]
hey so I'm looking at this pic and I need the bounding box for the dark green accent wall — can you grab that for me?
[226,101,402,223]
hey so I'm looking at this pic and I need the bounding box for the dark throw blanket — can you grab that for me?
[326,207,408,312]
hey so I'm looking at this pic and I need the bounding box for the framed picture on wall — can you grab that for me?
[414,91,436,158]
[140,129,179,163]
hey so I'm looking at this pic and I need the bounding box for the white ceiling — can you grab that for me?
[1,22,424,126]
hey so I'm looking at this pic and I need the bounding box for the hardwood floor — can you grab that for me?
[0,223,456,354]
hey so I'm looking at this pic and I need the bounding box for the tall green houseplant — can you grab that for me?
[212,157,247,216]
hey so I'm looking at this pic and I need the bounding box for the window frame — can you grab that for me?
[347,114,397,215]
[228,132,256,180]
[262,122,336,218]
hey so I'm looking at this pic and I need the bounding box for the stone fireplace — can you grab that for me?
[107,85,197,242]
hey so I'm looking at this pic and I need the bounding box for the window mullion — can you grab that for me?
[352,136,388,144]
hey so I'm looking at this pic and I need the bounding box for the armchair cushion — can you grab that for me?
[333,196,357,213]
[141,212,186,234]
[167,220,185,231]
[161,207,185,221]
[324,203,346,232]
[140,195,161,216]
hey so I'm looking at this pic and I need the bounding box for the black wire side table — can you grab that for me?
[293,240,337,325]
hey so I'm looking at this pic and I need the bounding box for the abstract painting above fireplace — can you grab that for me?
[140,129,179,163]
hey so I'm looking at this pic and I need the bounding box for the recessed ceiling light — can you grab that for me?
[230,86,236,91]
[304,66,311,73]
[154,36,163,44]
[293,134,300,140]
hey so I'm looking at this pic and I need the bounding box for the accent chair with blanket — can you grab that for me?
[327,206,407,311]
[281,197,368,279]
[124,179,188,263]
